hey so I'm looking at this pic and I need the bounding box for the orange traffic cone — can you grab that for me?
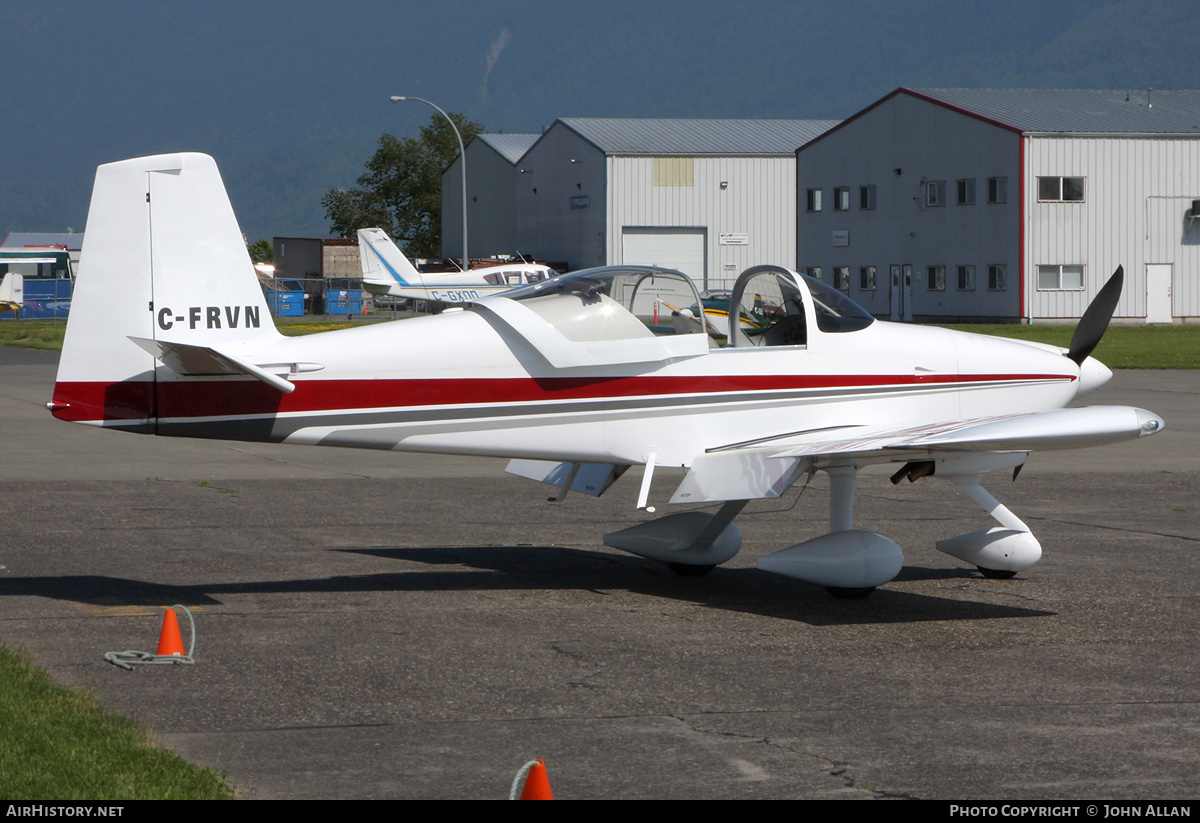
[156,608,185,657]
[519,759,553,800]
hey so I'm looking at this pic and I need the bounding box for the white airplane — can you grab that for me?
[50,153,1164,597]
[0,272,24,314]
[357,227,555,305]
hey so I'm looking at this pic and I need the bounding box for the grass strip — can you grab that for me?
[939,323,1200,369]
[0,644,234,800]
[0,321,67,351]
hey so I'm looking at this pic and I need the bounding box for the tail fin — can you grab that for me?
[0,272,22,311]
[51,153,277,427]
[358,228,424,291]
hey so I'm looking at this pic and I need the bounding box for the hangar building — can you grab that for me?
[441,133,539,261]
[796,88,1200,323]
[512,118,838,290]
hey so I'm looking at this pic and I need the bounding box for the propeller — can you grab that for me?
[1067,266,1123,366]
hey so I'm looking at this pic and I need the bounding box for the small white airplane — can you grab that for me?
[358,227,555,305]
[0,272,24,314]
[50,154,1164,597]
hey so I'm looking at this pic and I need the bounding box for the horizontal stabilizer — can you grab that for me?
[129,337,308,394]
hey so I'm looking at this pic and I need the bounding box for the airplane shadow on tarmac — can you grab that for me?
[0,543,1055,627]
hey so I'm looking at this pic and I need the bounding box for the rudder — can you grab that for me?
[358,227,423,290]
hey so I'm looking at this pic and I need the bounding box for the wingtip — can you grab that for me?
[1136,408,1165,436]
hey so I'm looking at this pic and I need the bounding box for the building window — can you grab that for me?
[927,265,946,290]
[957,265,976,290]
[1038,176,1085,202]
[957,179,976,205]
[926,181,946,207]
[859,185,876,210]
[988,265,1007,291]
[807,266,823,280]
[859,266,876,290]
[1038,265,1084,290]
[806,189,822,212]
[834,266,850,291]
[988,177,1007,204]
[833,187,850,211]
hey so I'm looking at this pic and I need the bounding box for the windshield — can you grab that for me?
[802,275,875,333]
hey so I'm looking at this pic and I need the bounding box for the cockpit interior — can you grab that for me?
[501,264,875,349]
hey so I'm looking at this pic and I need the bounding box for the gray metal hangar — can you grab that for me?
[512,118,838,290]
[441,133,539,262]
[796,88,1200,323]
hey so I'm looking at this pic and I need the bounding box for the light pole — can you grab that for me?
[389,95,467,269]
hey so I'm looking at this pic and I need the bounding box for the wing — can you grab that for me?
[671,405,1164,504]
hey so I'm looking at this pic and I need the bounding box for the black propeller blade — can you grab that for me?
[1067,266,1124,366]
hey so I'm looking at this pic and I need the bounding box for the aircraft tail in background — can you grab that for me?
[358,228,426,293]
[0,272,23,313]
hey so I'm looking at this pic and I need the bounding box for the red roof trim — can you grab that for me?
[796,88,1025,156]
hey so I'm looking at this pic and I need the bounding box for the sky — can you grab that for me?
[2,0,1198,241]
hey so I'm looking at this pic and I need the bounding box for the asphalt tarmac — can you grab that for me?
[1,345,1198,799]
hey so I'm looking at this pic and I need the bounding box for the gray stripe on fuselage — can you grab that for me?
[152,378,1066,446]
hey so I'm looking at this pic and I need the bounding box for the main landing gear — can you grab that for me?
[756,465,904,598]
[932,456,1042,579]
[667,563,717,577]
[604,455,1041,598]
[604,500,748,572]
[977,567,1019,580]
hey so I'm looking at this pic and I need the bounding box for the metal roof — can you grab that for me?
[910,88,1200,134]
[474,133,539,164]
[557,118,841,155]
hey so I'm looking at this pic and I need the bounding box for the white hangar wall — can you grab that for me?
[1025,135,1200,322]
[515,119,823,290]
[607,154,797,290]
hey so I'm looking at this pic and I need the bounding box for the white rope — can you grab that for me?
[104,604,196,670]
[508,760,542,800]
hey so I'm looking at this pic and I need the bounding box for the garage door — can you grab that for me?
[621,228,707,286]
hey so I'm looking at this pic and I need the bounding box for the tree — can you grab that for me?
[247,238,274,264]
[323,113,482,259]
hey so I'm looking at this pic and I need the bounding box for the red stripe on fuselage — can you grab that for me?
[50,380,156,422]
[51,372,1074,423]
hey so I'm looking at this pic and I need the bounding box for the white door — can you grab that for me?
[1146,264,1173,323]
[622,228,707,287]
[890,264,913,322]
[889,265,902,321]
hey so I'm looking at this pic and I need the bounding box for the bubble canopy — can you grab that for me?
[500,264,875,343]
